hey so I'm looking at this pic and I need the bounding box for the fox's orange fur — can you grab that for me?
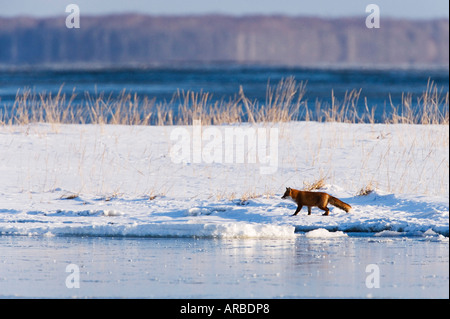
[281,187,351,216]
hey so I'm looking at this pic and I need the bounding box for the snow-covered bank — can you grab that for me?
[0,189,447,238]
[0,122,448,238]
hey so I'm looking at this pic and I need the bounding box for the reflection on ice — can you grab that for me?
[0,235,447,298]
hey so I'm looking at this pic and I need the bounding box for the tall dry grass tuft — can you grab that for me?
[303,176,326,191]
[389,80,449,125]
[259,77,307,122]
[1,78,448,127]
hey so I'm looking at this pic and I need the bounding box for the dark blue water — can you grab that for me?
[0,65,448,123]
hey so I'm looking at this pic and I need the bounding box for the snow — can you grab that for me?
[304,228,347,238]
[0,122,448,239]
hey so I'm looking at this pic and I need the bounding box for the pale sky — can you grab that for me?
[1,0,449,19]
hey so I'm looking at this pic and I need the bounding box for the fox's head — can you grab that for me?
[281,187,292,199]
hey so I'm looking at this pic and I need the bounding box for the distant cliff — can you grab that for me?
[0,14,448,67]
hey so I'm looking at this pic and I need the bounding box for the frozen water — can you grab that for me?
[0,235,447,298]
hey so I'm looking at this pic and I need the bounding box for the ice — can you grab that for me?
[374,230,403,237]
[1,235,448,298]
[304,228,347,238]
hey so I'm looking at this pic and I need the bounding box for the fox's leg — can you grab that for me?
[307,206,312,215]
[319,205,330,216]
[292,205,302,216]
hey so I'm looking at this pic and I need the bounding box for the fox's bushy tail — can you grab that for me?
[329,196,351,213]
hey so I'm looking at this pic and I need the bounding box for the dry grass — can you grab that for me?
[59,192,80,200]
[2,78,447,127]
[303,177,326,191]
[389,80,449,125]
[357,183,375,196]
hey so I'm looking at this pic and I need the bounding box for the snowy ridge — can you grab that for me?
[0,222,296,239]
[0,190,447,239]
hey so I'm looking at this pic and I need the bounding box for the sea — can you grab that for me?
[0,65,448,123]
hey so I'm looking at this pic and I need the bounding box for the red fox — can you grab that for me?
[281,187,351,216]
